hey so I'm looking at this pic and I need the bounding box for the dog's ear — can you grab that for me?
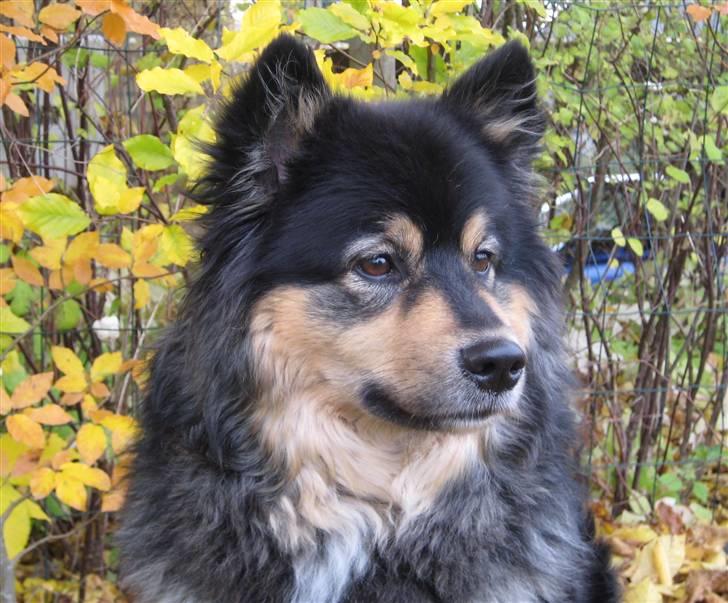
[198,35,330,211]
[441,41,544,163]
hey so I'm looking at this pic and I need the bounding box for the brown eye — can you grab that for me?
[472,250,492,273]
[358,254,392,278]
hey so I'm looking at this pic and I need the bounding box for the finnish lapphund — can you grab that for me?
[119,35,619,603]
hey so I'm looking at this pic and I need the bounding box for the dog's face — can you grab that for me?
[198,37,555,432]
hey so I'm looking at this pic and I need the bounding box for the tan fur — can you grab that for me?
[460,212,489,257]
[482,116,530,143]
[481,284,535,350]
[249,286,485,550]
[383,214,423,263]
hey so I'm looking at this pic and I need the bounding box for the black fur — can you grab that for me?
[119,36,620,603]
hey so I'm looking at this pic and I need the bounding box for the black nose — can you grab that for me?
[460,339,526,393]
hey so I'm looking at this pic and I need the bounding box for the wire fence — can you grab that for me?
[1,0,725,525]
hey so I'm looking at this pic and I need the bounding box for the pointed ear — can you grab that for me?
[441,41,544,163]
[198,35,330,211]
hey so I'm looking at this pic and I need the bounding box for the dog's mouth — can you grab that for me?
[361,381,521,431]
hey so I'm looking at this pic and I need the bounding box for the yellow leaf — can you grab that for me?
[136,67,204,96]
[624,578,662,603]
[30,238,66,270]
[54,374,87,394]
[611,524,657,544]
[102,11,126,46]
[51,346,85,376]
[65,231,100,264]
[55,473,87,511]
[95,243,131,269]
[60,462,111,491]
[6,414,45,449]
[38,3,81,30]
[1,483,48,560]
[215,0,281,62]
[117,186,144,213]
[10,372,54,409]
[11,62,66,93]
[99,414,138,454]
[29,467,56,499]
[11,254,44,286]
[0,206,23,242]
[50,448,79,470]
[26,403,73,426]
[159,225,193,266]
[134,279,150,309]
[87,146,127,214]
[40,24,58,42]
[430,0,473,16]
[90,351,122,383]
[0,433,28,477]
[160,26,214,63]
[39,432,67,465]
[76,424,107,465]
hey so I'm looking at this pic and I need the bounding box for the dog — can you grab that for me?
[118,35,619,603]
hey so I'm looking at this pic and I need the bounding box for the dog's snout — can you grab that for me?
[460,339,526,392]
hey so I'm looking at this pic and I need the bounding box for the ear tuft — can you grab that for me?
[442,41,545,162]
[195,35,330,216]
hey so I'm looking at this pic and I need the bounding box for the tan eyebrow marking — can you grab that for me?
[460,212,490,257]
[383,214,424,263]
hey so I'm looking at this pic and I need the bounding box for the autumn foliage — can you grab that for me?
[0,1,726,601]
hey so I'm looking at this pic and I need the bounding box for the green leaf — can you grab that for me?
[159,225,194,267]
[692,481,709,504]
[646,198,668,221]
[710,85,728,115]
[665,165,690,184]
[0,244,10,264]
[9,281,33,317]
[123,135,175,171]
[0,307,30,334]
[657,472,683,496]
[55,299,82,331]
[627,238,644,257]
[17,194,90,239]
[611,227,626,247]
[298,8,358,43]
[153,173,182,193]
[328,2,370,30]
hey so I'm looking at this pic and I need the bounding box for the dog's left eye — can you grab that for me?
[357,254,393,279]
[472,249,492,273]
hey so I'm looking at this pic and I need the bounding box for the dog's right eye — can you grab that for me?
[357,254,393,279]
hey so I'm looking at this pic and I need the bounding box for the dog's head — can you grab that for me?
[190,36,563,435]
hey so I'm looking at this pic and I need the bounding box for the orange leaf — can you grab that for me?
[132,261,166,279]
[0,34,15,70]
[73,258,92,285]
[65,231,99,263]
[60,392,84,406]
[30,239,66,270]
[11,255,43,286]
[40,25,59,43]
[102,11,125,45]
[26,403,73,425]
[51,448,78,470]
[89,381,110,399]
[0,268,16,295]
[10,372,54,409]
[88,277,113,292]
[30,467,56,499]
[38,3,81,30]
[1,175,54,204]
[0,387,11,414]
[95,243,131,269]
[76,423,107,465]
[4,91,29,117]
[110,0,159,39]
[0,0,34,28]
[686,4,712,21]
[48,269,63,290]
[101,488,125,512]
[75,0,111,16]
[0,24,45,44]
[6,414,45,449]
